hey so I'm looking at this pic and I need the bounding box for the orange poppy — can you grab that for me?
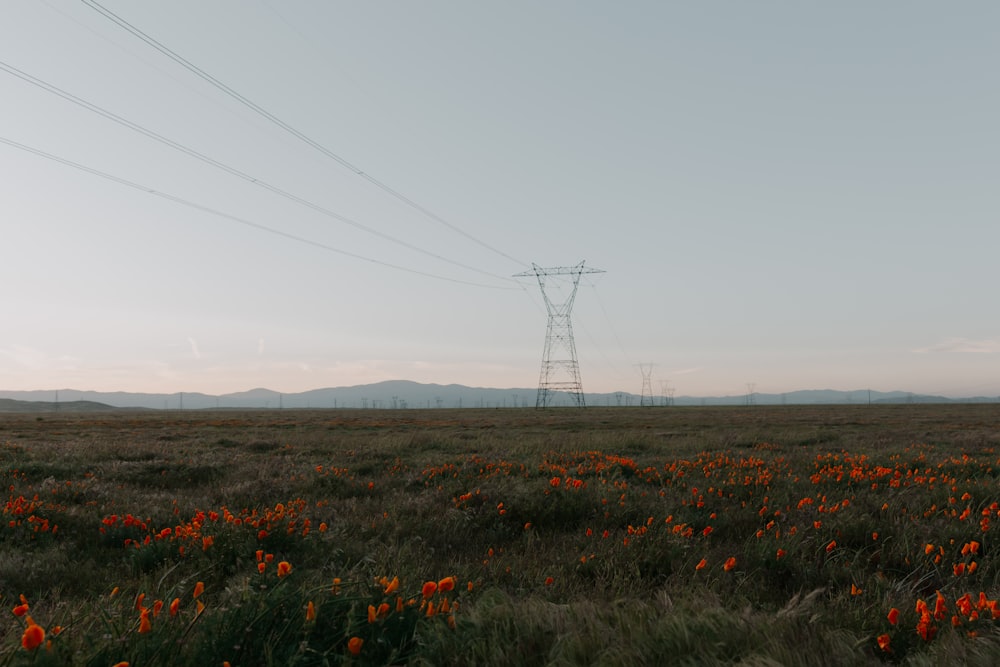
[723,557,737,572]
[347,637,364,656]
[21,623,45,651]
[193,582,204,599]
[277,561,292,577]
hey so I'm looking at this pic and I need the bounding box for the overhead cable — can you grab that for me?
[0,135,517,290]
[0,59,514,284]
[81,0,528,268]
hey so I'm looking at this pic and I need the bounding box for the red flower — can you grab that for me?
[876,633,891,652]
[887,608,900,625]
[21,622,45,651]
[723,557,737,572]
[347,636,364,655]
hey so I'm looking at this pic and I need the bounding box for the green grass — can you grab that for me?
[1,404,999,665]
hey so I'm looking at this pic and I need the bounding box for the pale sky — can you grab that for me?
[2,1,998,398]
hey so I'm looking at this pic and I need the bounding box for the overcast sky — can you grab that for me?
[2,1,998,398]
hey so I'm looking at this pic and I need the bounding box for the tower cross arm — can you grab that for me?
[513,262,605,277]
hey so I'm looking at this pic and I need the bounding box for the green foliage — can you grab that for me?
[1,405,999,664]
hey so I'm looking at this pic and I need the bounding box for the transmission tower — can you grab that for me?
[515,261,605,408]
[638,363,655,407]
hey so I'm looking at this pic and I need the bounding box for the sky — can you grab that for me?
[2,1,999,399]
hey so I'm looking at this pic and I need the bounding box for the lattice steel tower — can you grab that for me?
[515,261,605,408]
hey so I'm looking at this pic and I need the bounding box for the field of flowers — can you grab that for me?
[1,404,999,665]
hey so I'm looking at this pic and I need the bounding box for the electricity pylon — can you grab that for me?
[638,363,655,407]
[515,261,605,408]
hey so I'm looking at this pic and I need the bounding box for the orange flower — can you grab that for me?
[347,636,364,656]
[723,557,737,572]
[695,558,707,571]
[422,581,438,598]
[332,578,342,595]
[887,607,900,625]
[934,591,947,620]
[775,549,786,560]
[367,604,377,624]
[21,623,45,651]
[152,600,164,617]
[924,543,934,555]
[702,526,713,537]
[169,598,180,617]
[257,562,266,575]
[544,576,554,586]
[305,601,316,622]
[851,583,862,596]
[196,600,205,615]
[825,540,836,553]
[277,561,292,578]
[438,576,455,592]
[112,663,130,667]
[193,581,205,599]
[12,603,29,617]
[383,576,399,595]
[876,633,891,652]
[138,609,152,634]
[135,593,146,611]
[377,602,390,618]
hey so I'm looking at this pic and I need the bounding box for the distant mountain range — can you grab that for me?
[1,381,998,411]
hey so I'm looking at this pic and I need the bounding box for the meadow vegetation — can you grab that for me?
[1,404,999,665]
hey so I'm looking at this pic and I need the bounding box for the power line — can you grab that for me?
[0,135,516,290]
[0,59,515,285]
[81,0,527,268]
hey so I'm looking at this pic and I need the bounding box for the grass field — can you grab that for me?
[1,404,999,665]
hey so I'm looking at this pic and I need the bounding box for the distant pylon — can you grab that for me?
[515,261,605,408]
[638,363,655,407]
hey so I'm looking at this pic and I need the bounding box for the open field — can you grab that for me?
[1,404,999,665]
